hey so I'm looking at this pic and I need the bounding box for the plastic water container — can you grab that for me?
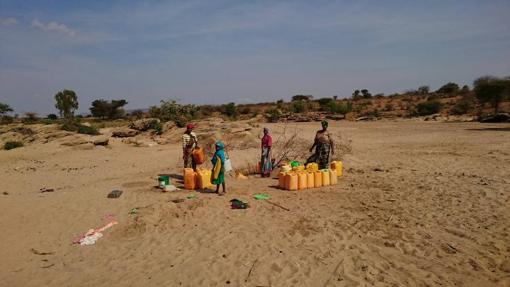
[278,172,287,189]
[192,147,205,164]
[281,165,292,173]
[306,171,315,188]
[330,161,343,177]
[297,172,307,190]
[183,168,196,190]
[196,168,212,189]
[285,173,298,191]
[329,169,338,185]
[322,169,330,186]
[306,163,319,172]
[314,171,322,188]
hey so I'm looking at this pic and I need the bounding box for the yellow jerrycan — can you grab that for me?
[278,172,287,189]
[306,171,315,188]
[297,172,307,190]
[285,173,298,191]
[183,168,196,190]
[314,171,323,188]
[329,169,338,185]
[330,161,343,177]
[321,169,330,186]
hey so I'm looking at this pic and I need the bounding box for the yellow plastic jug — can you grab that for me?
[285,173,298,191]
[297,172,307,190]
[183,168,196,190]
[322,169,330,186]
[278,172,287,189]
[281,165,292,173]
[314,171,322,188]
[196,168,212,189]
[330,161,343,177]
[306,171,315,188]
[293,165,305,172]
[329,169,338,185]
[306,163,319,172]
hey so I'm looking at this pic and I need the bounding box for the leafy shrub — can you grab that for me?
[22,112,39,124]
[239,106,251,115]
[436,82,459,94]
[4,141,23,150]
[130,110,145,119]
[223,102,237,118]
[0,116,14,125]
[46,114,58,120]
[327,101,352,115]
[265,108,282,123]
[291,101,306,113]
[90,99,128,119]
[156,100,199,126]
[415,100,442,116]
[148,120,162,135]
[450,97,474,115]
[61,120,100,135]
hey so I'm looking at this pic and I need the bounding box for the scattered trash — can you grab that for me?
[186,194,196,199]
[30,248,54,256]
[170,198,185,204]
[73,220,118,246]
[236,172,248,180]
[230,199,249,209]
[254,194,270,200]
[80,232,103,246]
[107,190,123,198]
[40,188,54,193]
[129,208,138,215]
[266,200,290,211]
[163,184,178,192]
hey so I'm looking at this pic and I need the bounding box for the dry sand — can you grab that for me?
[1,121,509,287]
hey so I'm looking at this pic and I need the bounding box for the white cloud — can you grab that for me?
[31,19,75,36]
[0,17,18,26]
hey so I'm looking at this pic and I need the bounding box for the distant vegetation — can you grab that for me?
[1,75,509,130]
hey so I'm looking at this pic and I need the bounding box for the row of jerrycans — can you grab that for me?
[184,168,213,190]
[279,169,337,190]
[279,161,343,191]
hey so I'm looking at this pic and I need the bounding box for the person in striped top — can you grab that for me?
[182,123,198,170]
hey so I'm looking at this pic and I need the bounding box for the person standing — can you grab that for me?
[182,123,198,171]
[305,120,335,169]
[260,127,273,177]
[211,141,226,195]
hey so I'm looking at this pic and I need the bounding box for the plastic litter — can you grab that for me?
[73,220,118,246]
[230,199,249,209]
[107,190,123,198]
[186,194,196,199]
[80,232,103,246]
[254,194,270,200]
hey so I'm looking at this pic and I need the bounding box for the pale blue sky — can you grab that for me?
[1,0,509,115]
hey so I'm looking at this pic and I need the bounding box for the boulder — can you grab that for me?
[93,136,109,146]
[60,136,89,146]
[479,113,510,123]
[112,128,139,138]
[128,118,160,131]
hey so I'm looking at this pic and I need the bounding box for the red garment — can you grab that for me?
[261,134,272,148]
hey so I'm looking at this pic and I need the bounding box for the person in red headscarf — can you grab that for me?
[182,123,198,170]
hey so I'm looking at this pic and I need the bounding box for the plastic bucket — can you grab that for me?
[158,175,170,187]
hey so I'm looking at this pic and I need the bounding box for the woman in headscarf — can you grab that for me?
[211,141,226,195]
[260,127,273,177]
[306,120,335,169]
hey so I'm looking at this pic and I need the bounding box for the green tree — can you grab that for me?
[460,85,470,94]
[474,76,510,114]
[361,89,372,99]
[0,102,13,115]
[327,101,352,115]
[436,82,460,94]
[90,99,128,119]
[352,90,360,100]
[415,100,442,116]
[291,95,313,101]
[223,102,237,118]
[291,100,306,113]
[317,98,333,110]
[46,114,58,120]
[418,86,430,94]
[54,89,78,118]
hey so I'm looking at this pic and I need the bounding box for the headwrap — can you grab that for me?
[186,123,194,130]
[215,141,224,150]
[263,127,269,134]
[321,120,329,127]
